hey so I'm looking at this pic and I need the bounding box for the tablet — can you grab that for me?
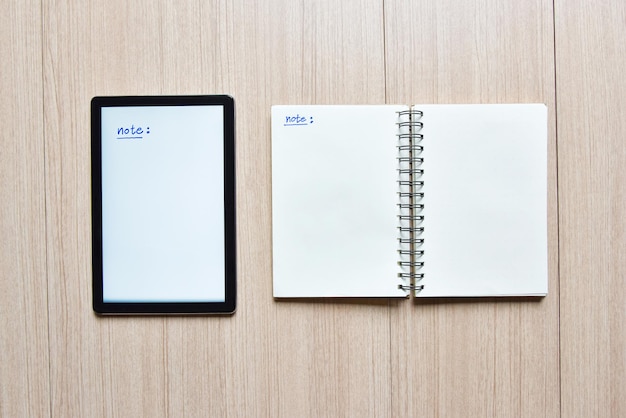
[91,96,236,314]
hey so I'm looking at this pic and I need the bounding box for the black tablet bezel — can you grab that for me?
[91,95,236,314]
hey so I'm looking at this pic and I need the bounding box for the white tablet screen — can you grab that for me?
[100,105,225,303]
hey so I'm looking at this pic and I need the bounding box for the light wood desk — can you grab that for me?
[1,0,623,416]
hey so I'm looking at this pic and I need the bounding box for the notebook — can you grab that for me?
[271,104,547,298]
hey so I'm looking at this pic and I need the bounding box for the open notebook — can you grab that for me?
[271,104,547,298]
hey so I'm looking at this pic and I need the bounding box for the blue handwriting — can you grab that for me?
[116,125,150,139]
[284,115,314,126]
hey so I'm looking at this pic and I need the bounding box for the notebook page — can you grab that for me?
[417,104,547,297]
[272,105,408,297]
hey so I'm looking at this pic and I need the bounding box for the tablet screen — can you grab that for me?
[92,96,236,314]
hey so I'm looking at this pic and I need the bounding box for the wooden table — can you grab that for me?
[1,0,623,416]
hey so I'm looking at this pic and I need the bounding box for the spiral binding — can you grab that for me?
[398,144,423,151]
[398,226,424,233]
[398,241,424,247]
[398,284,425,291]
[396,109,425,294]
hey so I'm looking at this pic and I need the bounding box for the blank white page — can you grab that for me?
[272,105,408,297]
[417,104,547,297]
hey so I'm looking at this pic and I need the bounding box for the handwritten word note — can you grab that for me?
[283,114,314,126]
[116,125,151,139]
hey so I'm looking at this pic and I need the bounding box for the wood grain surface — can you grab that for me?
[0,0,624,416]
[555,0,626,416]
[0,1,50,417]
